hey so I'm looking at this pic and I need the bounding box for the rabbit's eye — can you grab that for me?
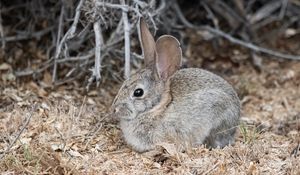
[133,88,144,97]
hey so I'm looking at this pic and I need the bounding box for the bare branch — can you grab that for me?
[173,2,300,61]
[0,9,5,48]
[5,0,300,87]
[96,1,139,14]
[279,0,289,19]
[55,0,84,59]
[0,27,53,42]
[15,59,53,77]
[250,1,281,24]
[53,0,84,82]
[203,26,300,60]
[52,5,65,83]
[57,51,94,63]
[69,0,85,38]
[121,0,131,79]
[87,20,103,90]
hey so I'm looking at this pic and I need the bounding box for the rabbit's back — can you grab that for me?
[162,68,240,148]
[170,68,237,98]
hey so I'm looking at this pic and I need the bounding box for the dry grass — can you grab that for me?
[1,60,300,174]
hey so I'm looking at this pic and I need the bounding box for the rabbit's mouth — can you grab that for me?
[112,103,136,120]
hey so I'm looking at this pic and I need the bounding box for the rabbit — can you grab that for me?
[111,18,241,152]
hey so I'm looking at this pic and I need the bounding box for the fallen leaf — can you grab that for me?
[68,149,84,158]
[51,144,64,151]
[43,71,52,87]
[284,28,297,38]
[157,142,178,157]
[0,63,12,70]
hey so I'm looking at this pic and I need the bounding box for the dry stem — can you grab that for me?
[0,104,37,161]
[120,0,131,79]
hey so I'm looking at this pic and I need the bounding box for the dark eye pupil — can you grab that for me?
[134,88,144,97]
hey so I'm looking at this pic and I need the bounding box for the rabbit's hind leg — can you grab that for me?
[215,132,235,148]
[207,128,236,148]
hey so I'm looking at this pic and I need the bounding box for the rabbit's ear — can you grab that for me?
[155,35,182,80]
[139,18,156,66]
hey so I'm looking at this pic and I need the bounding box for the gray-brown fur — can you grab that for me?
[111,18,240,152]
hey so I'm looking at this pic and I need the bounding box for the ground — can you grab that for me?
[0,50,300,174]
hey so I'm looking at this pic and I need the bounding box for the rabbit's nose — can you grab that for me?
[112,103,127,114]
[112,104,123,114]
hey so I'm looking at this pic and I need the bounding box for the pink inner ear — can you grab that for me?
[155,35,182,80]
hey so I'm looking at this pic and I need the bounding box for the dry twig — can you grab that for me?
[173,1,300,61]
[53,0,84,83]
[0,9,5,48]
[3,0,300,86]
[0,27,54,42]
[120,0,131,79]
[87,20,103,90]
[52,5,65,83]
[0,104,37,161]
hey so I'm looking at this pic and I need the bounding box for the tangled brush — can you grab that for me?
[1,0,300,89]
